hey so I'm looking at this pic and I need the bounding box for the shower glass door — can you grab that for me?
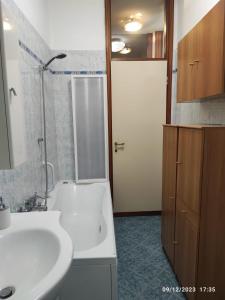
[71,75,108,183]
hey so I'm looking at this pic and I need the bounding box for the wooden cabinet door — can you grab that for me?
[186,29,197,101]
[194,0,225,99]
[175,201,198,300]
[177,30,196,102]
[177,29,197,102]
[161,126,178,264]
[197,128,225,299]
[177,36,189,101]
[176,128,203,214]
[175,127,202,299]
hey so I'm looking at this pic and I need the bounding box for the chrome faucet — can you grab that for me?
[17,193,47,212]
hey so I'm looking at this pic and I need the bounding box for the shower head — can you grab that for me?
[55,53,67,59]
[43,53,67,70]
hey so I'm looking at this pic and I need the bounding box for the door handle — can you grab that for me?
[114,142,125,153]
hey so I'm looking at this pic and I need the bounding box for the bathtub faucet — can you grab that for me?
[17,193,48,212]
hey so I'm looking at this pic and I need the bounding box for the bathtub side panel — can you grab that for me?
[59,264,112,300]
[111,263,118,300]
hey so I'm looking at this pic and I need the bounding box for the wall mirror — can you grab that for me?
[0,1,27,169]
[111,0,166,60]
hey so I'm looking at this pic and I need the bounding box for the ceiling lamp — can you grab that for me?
[124,19,142,32]
[3,19,12,31]
[120,47,132,55]
[111,38,125,52]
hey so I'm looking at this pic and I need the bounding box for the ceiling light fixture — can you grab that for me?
[3,19,12,31]
[111,38,125,52]
[135,12,143,18]
[120,47,132,55]
[124,19,142,32]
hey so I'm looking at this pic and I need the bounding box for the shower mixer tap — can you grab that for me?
[17,193,47,212]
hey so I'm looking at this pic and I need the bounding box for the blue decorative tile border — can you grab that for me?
[19,40,106,75]
[51,70,105,75]
[19,40,45,66]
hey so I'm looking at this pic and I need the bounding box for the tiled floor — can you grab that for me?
[114,216,185,300]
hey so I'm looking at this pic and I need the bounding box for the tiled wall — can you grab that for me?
[0,0,58,211]
[0,0,106,209]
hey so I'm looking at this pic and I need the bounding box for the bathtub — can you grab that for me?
[48,181,117,300]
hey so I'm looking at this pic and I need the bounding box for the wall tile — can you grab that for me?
[0,0,58,211]
[0,0,106,209]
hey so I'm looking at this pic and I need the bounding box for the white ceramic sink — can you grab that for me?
[0,212,73,300]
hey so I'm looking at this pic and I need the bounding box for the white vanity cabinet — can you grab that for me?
[0,2,26,169]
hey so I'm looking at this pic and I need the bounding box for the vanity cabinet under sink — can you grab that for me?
[162,125,225,299]
[0,2,26,169]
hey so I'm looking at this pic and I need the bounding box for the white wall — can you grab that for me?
[176,0,220,41]
[47,0,105,50]
[14,0,50,45]
[14,0,106,51]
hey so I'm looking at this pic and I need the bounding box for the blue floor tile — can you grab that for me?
[114,216,185,300]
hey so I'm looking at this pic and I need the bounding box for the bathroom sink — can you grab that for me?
[0,212,73,300]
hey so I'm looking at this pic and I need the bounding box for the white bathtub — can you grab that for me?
[48,181,117,300]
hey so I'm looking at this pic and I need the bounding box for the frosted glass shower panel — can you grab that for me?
[72,75,108,182]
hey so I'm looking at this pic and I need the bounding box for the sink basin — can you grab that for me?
[0,212,73,300]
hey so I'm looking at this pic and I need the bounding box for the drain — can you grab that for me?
[0,287,15,299]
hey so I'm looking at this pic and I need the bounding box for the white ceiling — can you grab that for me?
[111,0,165,35]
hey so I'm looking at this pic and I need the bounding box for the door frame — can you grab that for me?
[104,0,175,192]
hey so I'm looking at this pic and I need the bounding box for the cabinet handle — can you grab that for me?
[194,60,200,63]
[181,210,187,214]
[189,62,194,66]
[176,161,182,165]
[173,241,179,245]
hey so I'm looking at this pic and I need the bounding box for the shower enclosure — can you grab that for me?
[71,74,109,183]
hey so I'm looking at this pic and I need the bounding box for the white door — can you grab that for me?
[111,61,167,213]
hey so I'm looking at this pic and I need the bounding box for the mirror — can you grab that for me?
[0,1,27,169]
[111,0,166,60]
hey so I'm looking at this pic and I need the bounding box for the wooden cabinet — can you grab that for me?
[162,125,225,299]
[197,128,225,300]
[177,29,196,101]
[177,0,225,102]
[161,126,178,265]
[176,128,203,214]
[175,201,198,298]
